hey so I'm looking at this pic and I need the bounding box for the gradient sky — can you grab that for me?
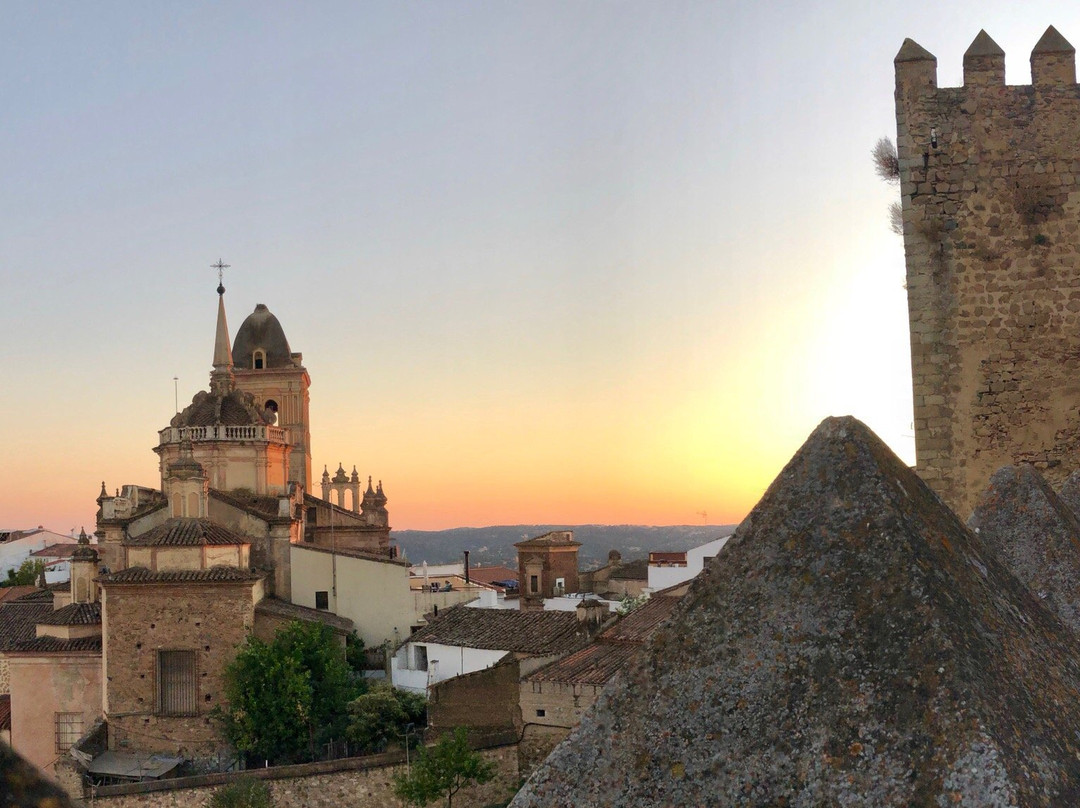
[3,2,1078,533]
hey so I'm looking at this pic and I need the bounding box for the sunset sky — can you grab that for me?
[4,2,1078,533]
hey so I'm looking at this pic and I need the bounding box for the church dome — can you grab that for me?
[171,389,273,428]
[232,304,294,369]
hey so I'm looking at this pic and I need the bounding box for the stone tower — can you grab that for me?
[896,26,1080,516]
[231,303,313,489]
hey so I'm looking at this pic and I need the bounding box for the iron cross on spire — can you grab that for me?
[212,259,230,295]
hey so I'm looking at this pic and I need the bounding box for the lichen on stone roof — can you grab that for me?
[969,464,1080,632]
[511,416,1080,807]
[0,741,76,806]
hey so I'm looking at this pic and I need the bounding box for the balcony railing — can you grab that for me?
[158,425,289,445]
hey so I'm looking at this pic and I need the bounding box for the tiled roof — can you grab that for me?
[212,488,283,520]
[466,566,519,587]
[29,544,79,559]
[38,602,101,626]
[599,594,683,644]
[407,606,585,656]
[0,695,9,731]
[0,604,53,650]
[255,597,354,632]
[10,587,60,603]
[99,566,262,585]
[9,636,102,654]
[608,558,649,581]
[0,586,38,604]
[126,518,250,547]
[527,642,638,685]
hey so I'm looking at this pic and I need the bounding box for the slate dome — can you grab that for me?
[232,304,293,369]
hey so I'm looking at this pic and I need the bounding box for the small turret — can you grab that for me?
[70,527,100,604]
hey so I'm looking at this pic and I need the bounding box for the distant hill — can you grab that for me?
[391,524,737,568]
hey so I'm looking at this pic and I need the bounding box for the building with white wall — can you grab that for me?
[391,605,589,693]
[647,535,730,591]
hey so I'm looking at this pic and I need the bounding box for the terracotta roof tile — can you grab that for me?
[255,597,353,632]
[599,594,682,643]
[212,489,283,520]
[38,602,101,626]
[28,544,80,559]
[9,636,102,654]
[126,518,250,547]
[527,643,638,685]
[0,587,38,604]
[100,566,262,585]
[0,604,53,650]
[408,606,586,655]
[9,590,54,604]
[465,566,520,587]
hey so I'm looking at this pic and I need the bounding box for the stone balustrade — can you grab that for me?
[158,425,289,446]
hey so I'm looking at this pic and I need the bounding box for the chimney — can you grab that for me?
[463,551,471,584]
[576,596,609,631]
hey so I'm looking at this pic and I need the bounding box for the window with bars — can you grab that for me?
[55,712,83,752]
[157,650,198,715]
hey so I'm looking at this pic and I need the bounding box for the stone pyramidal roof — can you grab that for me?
[969,464,1080,633]
[511,416,1080,807]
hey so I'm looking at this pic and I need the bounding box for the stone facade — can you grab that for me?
[896,26,1080,516]
[519,680,606,731]
[89,743,519,808]
[102,578,260,760]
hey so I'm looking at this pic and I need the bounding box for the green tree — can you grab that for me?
[347,684,427,754]
[3,559,46,587]
[208,777,273,808]
[345,630,367,674]
[394,728,496,808]
[219,621,363,764]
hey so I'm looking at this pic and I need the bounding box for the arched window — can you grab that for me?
[265,400,279,425]
[253,350,266,370]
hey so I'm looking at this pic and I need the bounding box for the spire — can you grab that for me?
[210,260,234,395]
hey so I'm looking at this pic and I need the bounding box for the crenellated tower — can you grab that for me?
[896,26,1080,516]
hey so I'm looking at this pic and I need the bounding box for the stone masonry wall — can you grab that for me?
[87,743,519,808]
[103,581,256,761]
[896,27,1080,517]
[428,655,522,736]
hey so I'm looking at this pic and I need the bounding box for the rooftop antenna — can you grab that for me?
[173,377,179,414]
